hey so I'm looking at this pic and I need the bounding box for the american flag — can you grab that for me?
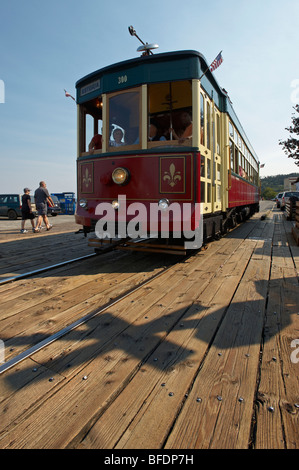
[64,89,76,102]
[210,52,223,72]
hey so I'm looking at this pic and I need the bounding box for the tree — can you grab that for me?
[279,105,299,166]
[262,187,277,200]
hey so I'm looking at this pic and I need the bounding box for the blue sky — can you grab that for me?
[1,0,299,195]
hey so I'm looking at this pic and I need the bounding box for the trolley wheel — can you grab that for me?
[7,209,17,220]
[230,215,237,228]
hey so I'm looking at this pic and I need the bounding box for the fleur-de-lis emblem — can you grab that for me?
[163,163,181,187]
[83,168,92,188]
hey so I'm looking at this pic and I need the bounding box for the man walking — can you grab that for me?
[34,181,54,232]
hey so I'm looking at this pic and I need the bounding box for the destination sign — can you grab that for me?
[80,79,101,97]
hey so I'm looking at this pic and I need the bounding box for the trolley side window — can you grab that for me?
[107,89,141,150]
[200,93,205,146]
[229,119,259,185]
[79,97,103,154]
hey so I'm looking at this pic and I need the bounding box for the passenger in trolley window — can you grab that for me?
[170,111,192,144]
[88,133,102,152]
[20,188,36,233]
[148,122,167,141]
[34,181,54,232]
[110,128,125,147]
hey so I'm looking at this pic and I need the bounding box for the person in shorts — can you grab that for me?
[20,188,35,233]
[34,181,54,232]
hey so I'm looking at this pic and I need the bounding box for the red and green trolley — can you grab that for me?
[75,34,260,252]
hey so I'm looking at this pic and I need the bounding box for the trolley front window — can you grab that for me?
[108,89,140,150]
[148,80,192,146]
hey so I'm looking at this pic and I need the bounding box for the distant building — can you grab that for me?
[286,177,299,190]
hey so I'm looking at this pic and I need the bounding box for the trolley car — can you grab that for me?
[75,33,260,254]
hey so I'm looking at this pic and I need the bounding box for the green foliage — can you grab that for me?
[279,105,299,166]
[262,187,277,200]
[260,173,299,199]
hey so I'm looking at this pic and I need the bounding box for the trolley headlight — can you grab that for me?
[158,198,170,211]
[111,199,120,210]
[79,198,88,209]
[112,167,130,185]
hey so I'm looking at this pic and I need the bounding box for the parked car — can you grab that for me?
[0,194,37,220]
[276,192,283,208]
[280,191,299,210]
[47,195,62,216]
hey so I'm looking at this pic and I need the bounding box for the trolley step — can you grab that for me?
[88,237,187,255]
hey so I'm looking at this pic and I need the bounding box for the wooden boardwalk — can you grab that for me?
[0,206,298,449]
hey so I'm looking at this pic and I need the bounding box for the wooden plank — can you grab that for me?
[0,249,129,304]
[0,252,170,361]
[0,271,196,447]
[254,216,299,449]
[0,231,93,277]
[0,358,65,438]
[292,226,299,246]
[0,218,261,448]
[78,241,259,449]
[164,221,274,449]
[77,220,275,449]
[2,208,289,449]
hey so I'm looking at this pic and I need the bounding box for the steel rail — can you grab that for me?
[0,253,97,286]
[0,257,185,375]
[0,237,134,286]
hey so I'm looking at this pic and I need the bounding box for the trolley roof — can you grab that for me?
[76,50,219,100]
[76,50,258,162]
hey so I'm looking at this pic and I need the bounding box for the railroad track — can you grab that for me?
[0,236,188,286]
[0,224,250,374]
[0,251,187,375]
[0,235,132,286]
[0,252,97,286]
[0,216,265,375]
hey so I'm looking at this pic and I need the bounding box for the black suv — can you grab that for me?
[47,195,62,216]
